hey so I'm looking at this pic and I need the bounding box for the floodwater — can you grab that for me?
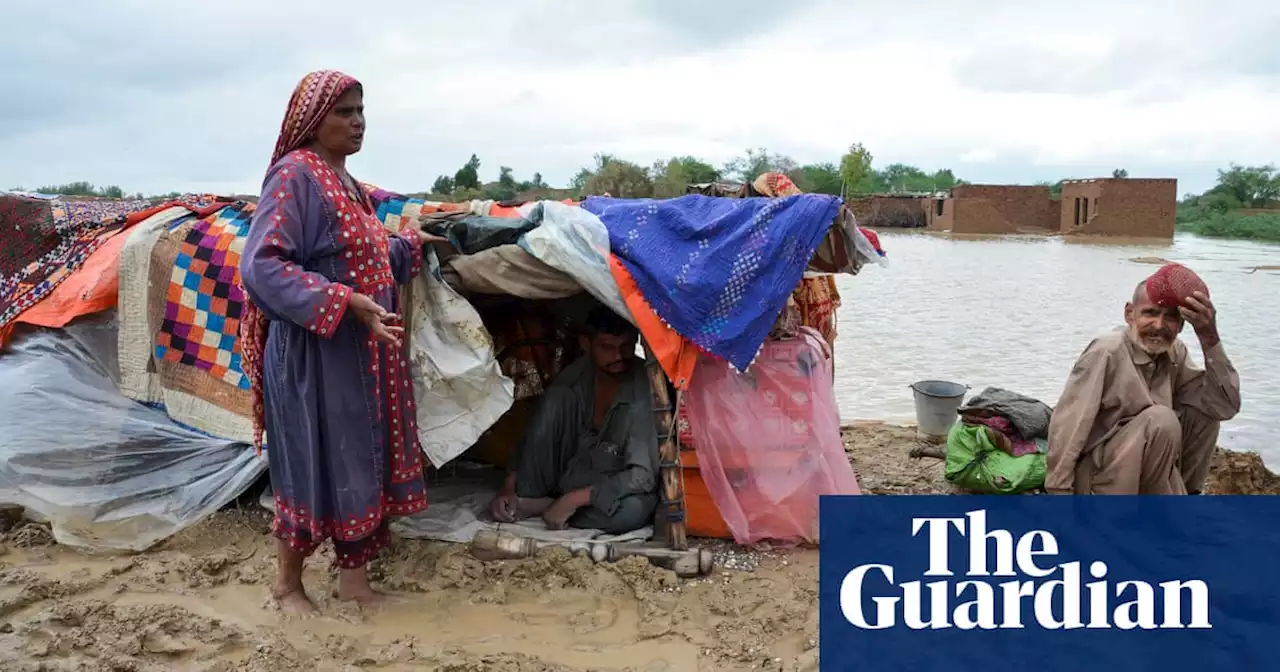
[833,231,1280,467]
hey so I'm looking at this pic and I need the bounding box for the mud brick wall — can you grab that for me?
[1062,179,1176,237]
[1060,181,1102,232]
[926,197,952,230]
[946,185,1058,233]
[847,196,929,228]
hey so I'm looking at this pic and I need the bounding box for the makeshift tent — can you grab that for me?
[0,185,881,553]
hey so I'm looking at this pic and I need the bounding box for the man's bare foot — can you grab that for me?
[271,586,318,615]
[515,496,554,519]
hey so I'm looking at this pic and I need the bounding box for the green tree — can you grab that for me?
[1213,163,1280,207]
[1112,168,1129,178]
[579,154,653,198]
[669,156,720,184]
[453,154,481,190]
[651,158,689,198]
[931,169,959,191]
[839,143,873,197]
[649,156,723,197]
[797,162,842,195]
[431,175,454,195]
[723,147,799,183]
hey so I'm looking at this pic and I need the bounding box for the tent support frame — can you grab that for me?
[642,342,688,551]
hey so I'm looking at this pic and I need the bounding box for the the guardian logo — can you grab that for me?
[840,509,1212,631]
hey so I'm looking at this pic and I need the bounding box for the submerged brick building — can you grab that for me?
[924,177,1177,238]
[926,185,1060,234]
[1058,178,1177,237]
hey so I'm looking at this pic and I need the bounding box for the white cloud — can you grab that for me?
[2,0,1277,196]
[960,149,999,164]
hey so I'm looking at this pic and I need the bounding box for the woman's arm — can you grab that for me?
[238,159,352,337]
[386,227,425,285]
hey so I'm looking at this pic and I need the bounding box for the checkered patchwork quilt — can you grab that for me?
[123,203,257,441]
[155,205,251,391]
[121,192,432,442]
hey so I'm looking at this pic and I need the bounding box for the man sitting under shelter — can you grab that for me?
[487,306,660,533]
[1046,269,1240,494]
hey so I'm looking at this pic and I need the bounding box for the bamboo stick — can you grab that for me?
[642,342,687,550]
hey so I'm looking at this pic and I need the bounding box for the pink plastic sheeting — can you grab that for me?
[683,328,861,545]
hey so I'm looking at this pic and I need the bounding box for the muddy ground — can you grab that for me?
[1,423,1276,672]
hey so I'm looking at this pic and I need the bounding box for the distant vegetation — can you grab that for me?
[16,150,1279,243]
[10,181,182,204]
[422,144,966,203]
[1175,164,1280,243]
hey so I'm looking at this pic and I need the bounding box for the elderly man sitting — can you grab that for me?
[1046,268,1241,495]
[487,306,660,533]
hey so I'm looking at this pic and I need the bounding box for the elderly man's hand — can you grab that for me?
[542,488,592,530]
[542,498,577,530]
[489,492,517,523]
[1179,291,1219,348]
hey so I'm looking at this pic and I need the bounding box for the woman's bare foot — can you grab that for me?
[336,585,400,609]
[336,567,400,609]
[271,585,318,615]
[272,540,316,615]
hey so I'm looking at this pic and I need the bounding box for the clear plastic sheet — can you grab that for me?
[683,328,861,545]
[516,201,633,324]
[0,312,266,552]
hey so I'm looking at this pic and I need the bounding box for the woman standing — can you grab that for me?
[239,70,432,612]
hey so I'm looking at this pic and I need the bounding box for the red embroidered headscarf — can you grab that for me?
[241,70,361,452]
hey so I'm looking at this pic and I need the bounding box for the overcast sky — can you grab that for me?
[4,0,1278,197]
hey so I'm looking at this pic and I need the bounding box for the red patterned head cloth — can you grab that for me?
[752,171,802,197]
[269,69,361,168]
[1145,263,1209,309]
[241,69,360,452]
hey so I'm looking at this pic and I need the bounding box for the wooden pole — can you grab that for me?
[471,530,713,577]
[642,342,687,550]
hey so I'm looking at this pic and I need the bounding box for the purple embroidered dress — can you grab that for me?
[239,148,427,568]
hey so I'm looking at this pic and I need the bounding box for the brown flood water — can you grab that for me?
[833,230,1280,467]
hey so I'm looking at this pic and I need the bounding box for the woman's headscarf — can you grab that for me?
[270,69,361,168]
[753,171,802,197]
[241,69,361,452]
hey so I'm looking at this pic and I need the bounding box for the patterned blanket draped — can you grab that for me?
[581,194,842,371]
[0,195,151,334]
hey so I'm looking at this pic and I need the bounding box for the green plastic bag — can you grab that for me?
[944,423,1046,494]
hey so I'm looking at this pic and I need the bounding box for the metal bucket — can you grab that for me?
[909,380,968,442]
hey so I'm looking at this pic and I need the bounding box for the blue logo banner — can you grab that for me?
[819,495,1280,671]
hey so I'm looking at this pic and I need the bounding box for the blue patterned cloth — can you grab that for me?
[582,193,842,371]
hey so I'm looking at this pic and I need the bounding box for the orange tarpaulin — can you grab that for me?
[607,255,699,390]
[0,201,224,348]
[487,199,577,219]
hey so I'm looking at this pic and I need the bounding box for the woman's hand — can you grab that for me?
[400,219,450,245]
[348,292,404,347]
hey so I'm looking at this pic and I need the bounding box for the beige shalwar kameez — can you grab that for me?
[1046,327,1241,495]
